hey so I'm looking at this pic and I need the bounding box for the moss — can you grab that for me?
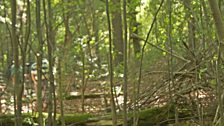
[138,107,166,125]
[136,105,194,126]
[0,105,193,126]
[58,113,93,124]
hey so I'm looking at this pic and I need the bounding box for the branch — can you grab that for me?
[132,33,190,62]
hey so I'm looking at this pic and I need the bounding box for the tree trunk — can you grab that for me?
[167,0,179,125]
[106,0,117,125]
[11,0,22,125]
[183,0,196,59]
[21,0,31,116]
[36,0,44,125]
[129,0,141,57]
[62,0,72,76]
[135,1,164,125]
[58,59,65,126]
[111,0,123,65]
[43,0,56,125]
[123,0,128,125]
[92,0,101,71]
[81,45,85,113]
[208,0,224,125]
[63,0,72,48]
[208,0,224,42]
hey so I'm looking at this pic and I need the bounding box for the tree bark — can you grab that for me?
[43,0,56,125]
[129,0,141,57]
[11,0,22,125]
[106,0,117,125]
[208,0,224,125]
[123,0,128,125]
[208,0,224,43]
[111,0,123,65]
[36,0,44,125]
[92,0,101,70]
[58,59,65,126]
[81,45,85,113]
[183,0,196,59]
[63,0,72,48]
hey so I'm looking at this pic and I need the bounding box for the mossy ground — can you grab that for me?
[0,105,195,126]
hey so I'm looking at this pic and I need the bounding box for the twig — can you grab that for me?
[159,116,199,125]
[131,33,190,62]
[136,1,165,124]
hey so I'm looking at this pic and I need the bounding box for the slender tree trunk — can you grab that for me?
[36,0,44,125]
[18,3,26,116]
[200,0,211,49]
[11,0,22,125]
[3,0,12,84]
[42,0,52,124]
[21,0,31,115]
[42,0,55,125]
[135,1,164,125]
[208,0,224,125]
[0,37,3,71]
[123,0,128,125]
[183,0,196,59]
[216,46,222,126]
[167,0,179,125]
[63,0,72,48]
[62,0,72,81]
[81,46,85,113]
[208,0,224,42]
[106,0,117,125]
[92,0,101,70]
[48,0,57,123]
[58,59,65,126]
[111,0,123,65]
[129,0,141,57]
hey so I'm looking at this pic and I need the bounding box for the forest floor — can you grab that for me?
[0,58,217,125]
[57,58,216,125]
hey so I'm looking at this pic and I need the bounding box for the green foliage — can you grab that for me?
[143,47,163,69]
[0,1,220,125]
[0,114,15,125]
[199,67,207,79]
[0,114,38,126]
[210,79,216,88]
[23,116,38,126]
[0,113,92,126]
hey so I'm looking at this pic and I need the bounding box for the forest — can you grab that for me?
[0,0,223,126]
